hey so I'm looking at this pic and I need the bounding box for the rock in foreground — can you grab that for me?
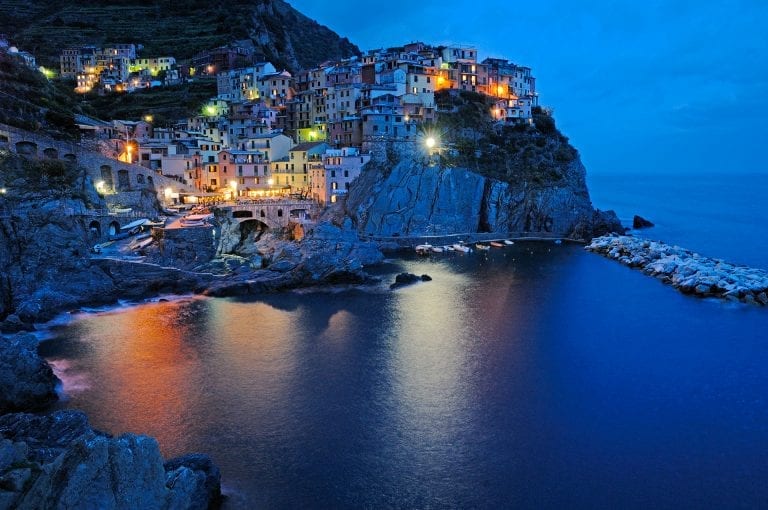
[0,334,59,414]
[0,410,221,510]
[586,235,768,305]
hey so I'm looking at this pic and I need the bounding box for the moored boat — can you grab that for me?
[415,244,433,255]
[453,244,471,253]
[431,246,444,253]
[490,241,505,248]
[503,240,514,245]
[475,243,490,251]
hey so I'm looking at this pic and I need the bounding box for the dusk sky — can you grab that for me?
[290,0,768,175]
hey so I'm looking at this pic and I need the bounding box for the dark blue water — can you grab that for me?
[588,172,768,269]
[40,174,768,509]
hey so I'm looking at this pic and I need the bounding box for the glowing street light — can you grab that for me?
[229,180,238,199]
[95,181,105,193]
[425,137,436,149]
[0,187,7,194]
[267,178,274,187]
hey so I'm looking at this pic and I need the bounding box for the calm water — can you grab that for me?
[588,172,768,269]
[40,174,768,509]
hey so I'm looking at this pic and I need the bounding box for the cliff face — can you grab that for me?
[343,154,619,241]
[342,93,621,241]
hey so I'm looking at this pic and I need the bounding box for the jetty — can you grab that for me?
[586,235,768,305]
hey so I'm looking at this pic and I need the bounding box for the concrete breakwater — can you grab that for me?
[586,235,768,305]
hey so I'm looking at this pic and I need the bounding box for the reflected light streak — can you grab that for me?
[73,301,203,452]
[390,261,475,448]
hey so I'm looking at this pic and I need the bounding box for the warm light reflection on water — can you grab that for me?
[40,245,768,509]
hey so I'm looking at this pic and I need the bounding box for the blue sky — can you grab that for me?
[290,0,768,174]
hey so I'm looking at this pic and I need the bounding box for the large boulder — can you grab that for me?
[0,334,59,414]
[633,215,655,229]
[0,411,221,510]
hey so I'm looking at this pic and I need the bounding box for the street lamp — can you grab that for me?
[425,137,436,149]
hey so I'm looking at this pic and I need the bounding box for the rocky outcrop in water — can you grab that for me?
[203,221,383,297]
[633,215,654,229]
[0,411,221,510]
[586,235,768,304]
[0,334,58,414]
[390,273,432,290]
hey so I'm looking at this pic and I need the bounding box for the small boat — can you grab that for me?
[445,245,455,251]
[554,239,563,245]
[490,241,505,248]
[475,243,490,251]
[415,244,433,255]
[431,246,444,253]
[453,243,471,253]
[503,240,514,245]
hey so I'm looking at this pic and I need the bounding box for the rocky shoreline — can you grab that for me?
[586,235,768,305]
[0,333,222,509]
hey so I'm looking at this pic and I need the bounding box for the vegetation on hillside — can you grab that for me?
[0,53,81,139]
[83,79,217,125]
[0,0,359,72]
[432,90,580,187]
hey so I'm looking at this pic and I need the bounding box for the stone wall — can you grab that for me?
[0,123,196,203]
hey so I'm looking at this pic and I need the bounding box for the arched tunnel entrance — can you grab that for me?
[88,220,101,238]
[229,219,269,257]
[108,221,120,237]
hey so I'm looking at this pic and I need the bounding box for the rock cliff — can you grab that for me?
[343,156,618,240]
[341,93,621,241]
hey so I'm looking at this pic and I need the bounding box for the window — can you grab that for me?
[331,170,336,177]
[331,182,338,190]
[211,179,217,186]
[344,170,349,177]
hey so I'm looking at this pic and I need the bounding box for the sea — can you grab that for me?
[39,172,768,509]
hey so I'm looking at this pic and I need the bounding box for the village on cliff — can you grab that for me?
[2,37,538,209]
